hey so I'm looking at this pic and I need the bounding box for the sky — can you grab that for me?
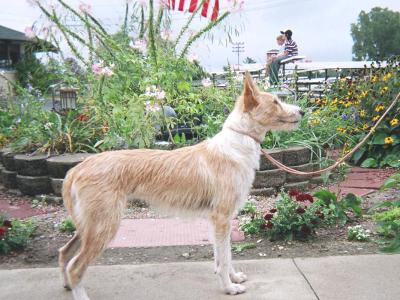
[1,0,399,71]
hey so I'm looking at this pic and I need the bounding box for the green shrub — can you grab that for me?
[0,216,37,255]
[347,225,371,241]
[60,218,76,233]
[370,173,400,253]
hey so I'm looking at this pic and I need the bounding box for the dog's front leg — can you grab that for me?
[210,212,246,295]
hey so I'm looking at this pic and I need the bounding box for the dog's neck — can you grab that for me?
[222,109,268,144]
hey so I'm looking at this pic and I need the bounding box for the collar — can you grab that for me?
[226,126,262,144]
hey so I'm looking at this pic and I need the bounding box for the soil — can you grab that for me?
[0,185,399,270]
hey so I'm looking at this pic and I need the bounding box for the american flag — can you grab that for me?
[167,0,220,21]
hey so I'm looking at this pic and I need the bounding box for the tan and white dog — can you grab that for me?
[59,72,304,300]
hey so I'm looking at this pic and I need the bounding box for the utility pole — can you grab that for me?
[232,42,244,73]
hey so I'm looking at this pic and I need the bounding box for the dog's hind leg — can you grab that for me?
[66,194,125,300]
[210,210,246,295]
[59,233,80,290]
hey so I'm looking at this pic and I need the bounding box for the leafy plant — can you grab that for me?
[0,216,37,255]
[370,173,400,253]
[232,242,256,253]
[59,218,76,233]
[347,225,371,241]
[313,189,363,225]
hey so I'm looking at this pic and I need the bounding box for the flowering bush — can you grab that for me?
[240,189,363,241]
[311,57,400,167]
[0,216,36,255]
[347,225,371,241]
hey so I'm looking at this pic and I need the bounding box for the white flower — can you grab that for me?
[79,2,92,14]
[24,26,36,39]
[44,122,53,130]
[160,30,173,41]
[145,101,161,112]
[201,78,213,87]
[130,39,147,53]
[188,53,199,63]
[102,67,114,77]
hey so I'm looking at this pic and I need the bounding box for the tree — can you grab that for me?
[351,7,400,61]
[243,57,256,64]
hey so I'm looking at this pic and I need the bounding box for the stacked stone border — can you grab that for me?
[0,147,324,201]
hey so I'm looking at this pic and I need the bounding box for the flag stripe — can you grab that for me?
[178,0,185,11]
[189,0,198,12]
[171,0,175,9]
[201,0,210,18]
[211,0,219,21]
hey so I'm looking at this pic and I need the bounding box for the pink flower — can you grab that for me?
[137,0,147,7]
[24,26,36,39]
[79,2,92,14]
[92,63,103,75]
[201,78,213,87]
[227,0,244,13]
[188,53,199,63]
[156,90,166,100]
[145,101,161,112]
[130,39,147,53]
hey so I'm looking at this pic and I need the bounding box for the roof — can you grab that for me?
[0,25,58,52]
[0,25,29,42]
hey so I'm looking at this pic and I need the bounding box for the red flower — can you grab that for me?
[270,208,277,213]
[3,220,12,228]
[296,207,306,214]
[266,222,274,229]
[289,189,300,197]
[264,213,274,221]
[315,210,325,219]
[0,226,7,237]
[76,113,89,122]
[296,193,314,202]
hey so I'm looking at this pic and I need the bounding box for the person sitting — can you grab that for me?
[265,34,286,74]
[268,29,298,85]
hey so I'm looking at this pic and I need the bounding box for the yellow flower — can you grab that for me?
[383,73,392,81]
[362,124,369,130]
[337,127,346,133]
[375,104,385,112]
[372,115,380,122]
[371,75,378,82]
[313,109,321,116]
[360,91,368,98]
[384,137,394,144]
[360,110,366,117]
[344,102,352,108]
[380,86,388,94]
[390,118,399,126]
[331,98,338,105]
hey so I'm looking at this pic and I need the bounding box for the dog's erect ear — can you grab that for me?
[243,71,259,112]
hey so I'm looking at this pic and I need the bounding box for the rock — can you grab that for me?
[47,153,94,178]
[16,175,52,196]
[259,149,283,170]
[286,163,314,183]
[14,154,49,176]
[2,169,17,189]
[250,187,276,196]
[253,169,286,188]
[284,181,310,191]
[2,149,19,171]
[282,147,311,166]
[50,178,63,196]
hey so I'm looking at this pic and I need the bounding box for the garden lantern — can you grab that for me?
[51,84,79,112]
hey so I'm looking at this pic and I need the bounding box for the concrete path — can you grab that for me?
[1,254,399,300]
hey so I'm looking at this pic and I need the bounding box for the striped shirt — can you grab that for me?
[284,39,298,57]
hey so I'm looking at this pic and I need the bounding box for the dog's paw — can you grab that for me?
[230,272,247,283]
[224,283,246,295]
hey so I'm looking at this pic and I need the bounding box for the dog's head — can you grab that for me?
[236,72,304,131]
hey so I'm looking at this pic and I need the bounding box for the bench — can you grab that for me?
[280,55,306,80]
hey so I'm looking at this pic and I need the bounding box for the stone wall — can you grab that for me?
[0,147,324,200]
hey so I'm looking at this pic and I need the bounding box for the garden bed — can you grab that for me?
[1,185,398,269]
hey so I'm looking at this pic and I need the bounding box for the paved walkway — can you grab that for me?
[1,167,395,248]
[1,254,399,300]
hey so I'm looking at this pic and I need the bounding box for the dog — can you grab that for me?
[59,72,304,300]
